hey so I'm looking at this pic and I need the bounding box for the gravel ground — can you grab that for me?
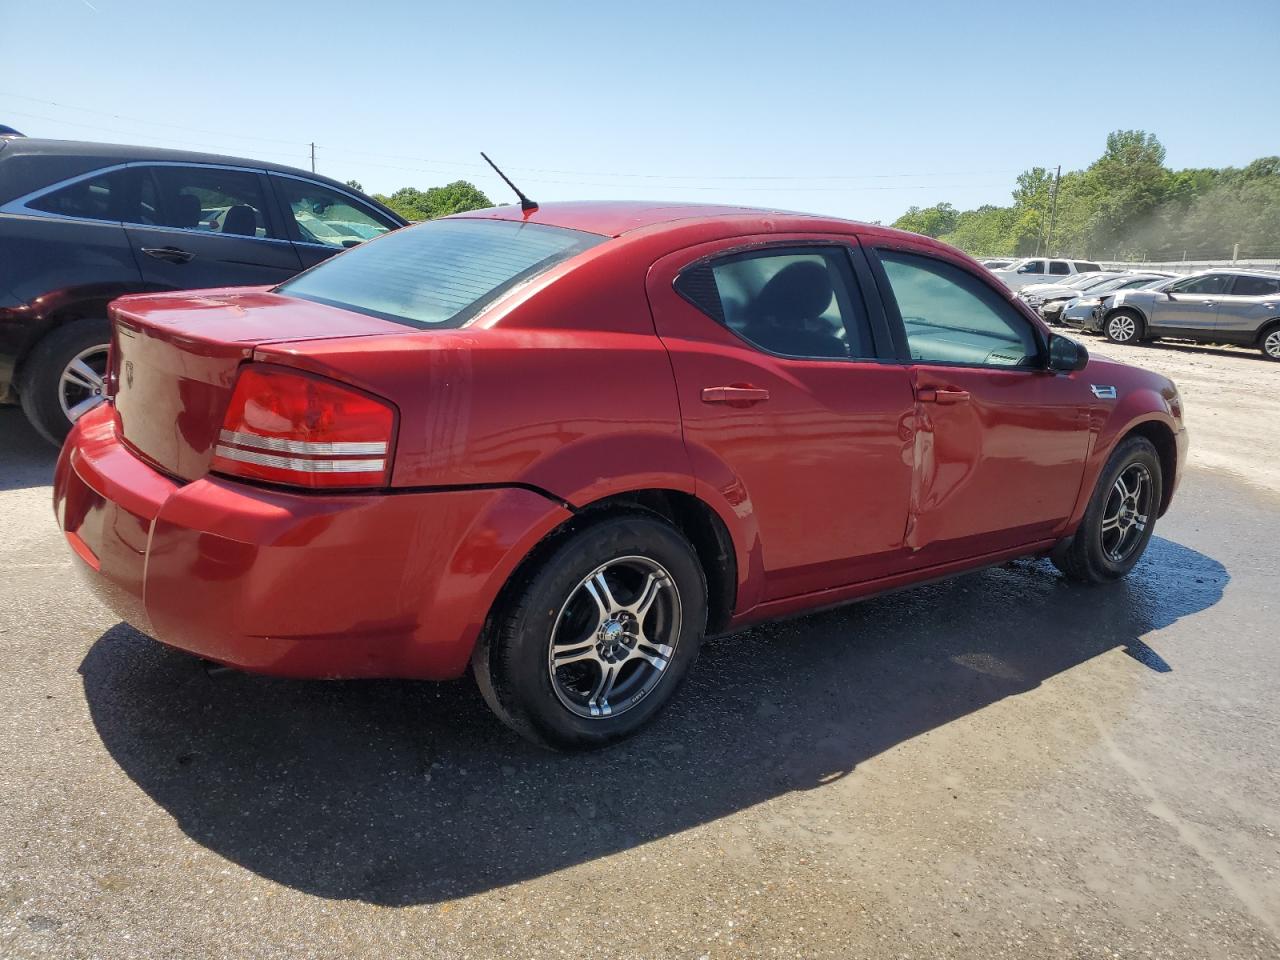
[2,339,1278,959]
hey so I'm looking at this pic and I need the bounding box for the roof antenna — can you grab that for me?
[481,152,538,212]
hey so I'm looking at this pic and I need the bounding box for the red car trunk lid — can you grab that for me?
[109,287,407,481]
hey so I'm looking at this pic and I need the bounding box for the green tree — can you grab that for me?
[373,181,492,221]
[344,179,365,193]
[892,202,959,238]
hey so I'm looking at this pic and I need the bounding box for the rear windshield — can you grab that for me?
[276,218,605,328]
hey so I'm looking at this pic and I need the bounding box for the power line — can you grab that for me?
[5,90,1038,186]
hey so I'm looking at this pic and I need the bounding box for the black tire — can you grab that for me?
[1259,322,1280,361]
[17,318,111,446]
[473,512,707,750]
[1102,309,1144,345]
[1052,436,1162,583]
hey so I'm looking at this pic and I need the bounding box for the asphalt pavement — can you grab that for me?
[1,405,1277,959]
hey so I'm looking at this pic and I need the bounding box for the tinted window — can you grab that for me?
[28,168,138,222]
[146,165,274,238]
[878,250,1040,367]
[273,176,396,248]
[678,248,873,360]
[1231,274,1280,297]
[1075,261,1102,273]
[278,218,602,329]
[1017,260,1045,274]
[1049,260,1071,275]
[1169,274,1230,295]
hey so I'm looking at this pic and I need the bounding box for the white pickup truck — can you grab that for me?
[988,257,1103,291]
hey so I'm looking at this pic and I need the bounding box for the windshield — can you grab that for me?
[1078,275,1137,294]
[1068,273,1113,289]
[277,218,605,329]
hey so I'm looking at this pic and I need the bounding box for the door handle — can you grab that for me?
[701,385,770,405]
[141,246,195,264]
[918,388,971,404]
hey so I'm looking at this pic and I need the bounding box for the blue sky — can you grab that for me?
[3,0,1277,223]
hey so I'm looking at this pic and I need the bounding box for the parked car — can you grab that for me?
[1094,269,1280,357]
[53,202,1187,749]
[989,257,1104,291]
[0,138,407,443]
[0,125,24,139]
[1023,272,1173,324]
[1061,276,1177,331]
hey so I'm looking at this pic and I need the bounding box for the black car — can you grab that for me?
[0,139,406,443]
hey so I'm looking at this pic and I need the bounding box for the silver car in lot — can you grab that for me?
[1086,269,1280,359]
[1057,274,1176,329]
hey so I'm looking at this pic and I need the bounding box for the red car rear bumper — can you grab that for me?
[54,405,572,680]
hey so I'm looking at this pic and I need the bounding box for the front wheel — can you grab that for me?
[474,513,707,750]
[1103,309,1143,345]
[1261,325,1280,361]
[1053,436,1163,583]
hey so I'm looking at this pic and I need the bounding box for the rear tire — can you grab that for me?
[1053,436,1162,583]
[473,512,707,750]
[17,318,110,446]
[1102,309,1143,345]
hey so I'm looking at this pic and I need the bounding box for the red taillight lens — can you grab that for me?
[211,365,396,490]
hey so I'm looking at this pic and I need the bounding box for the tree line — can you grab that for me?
[890,131,1280,261]
[345,179,493,221]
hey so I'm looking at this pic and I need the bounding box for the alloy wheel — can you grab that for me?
[547,556,682,719]
[1100,463,1152,563]
[1107,315,1136,343]
[1264,329,1280,359]
[58,345,109,423]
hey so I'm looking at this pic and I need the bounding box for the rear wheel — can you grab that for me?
[1260,323,1280,361]
[1053,436,1162,583]
[1103,309,1143,345]
[18,318,110,446]
[474,513,707,750]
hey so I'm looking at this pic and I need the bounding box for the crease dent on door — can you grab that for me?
[904,374,983,551]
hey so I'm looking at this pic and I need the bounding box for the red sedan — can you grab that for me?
[53,202,1187,748]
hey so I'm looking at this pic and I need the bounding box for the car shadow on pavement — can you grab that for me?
[79,536,1227,906]
[0,408,58,492]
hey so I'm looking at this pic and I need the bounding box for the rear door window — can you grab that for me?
[676,247,874,360]
[877,249,1041,367]
[277,218,603,328]
[143,165,276,238]
[1230,274,1280,296]
[1049,260,1071,275]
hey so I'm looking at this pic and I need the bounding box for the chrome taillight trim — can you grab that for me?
[218,429,387,456]
[213,445,385,474]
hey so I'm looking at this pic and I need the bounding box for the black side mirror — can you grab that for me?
[1048,334,1089,372]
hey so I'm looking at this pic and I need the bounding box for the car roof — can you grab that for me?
[0,138,400,217]
[449,200,863,238]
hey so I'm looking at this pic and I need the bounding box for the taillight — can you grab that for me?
[211,365,396,490]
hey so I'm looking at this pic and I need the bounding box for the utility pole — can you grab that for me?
[310,142,316,173]
[1045,164,1062,255]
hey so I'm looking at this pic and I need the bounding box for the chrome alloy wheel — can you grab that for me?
[1107,314,1137,342]
[1264,328,1280,359]
[58,345,109,423]
[547,556,682,719]
[1101,463,1153,563]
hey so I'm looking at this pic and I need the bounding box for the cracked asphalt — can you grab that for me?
[2,340,1278,958]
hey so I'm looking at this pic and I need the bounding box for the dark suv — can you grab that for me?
[0,139,406,442]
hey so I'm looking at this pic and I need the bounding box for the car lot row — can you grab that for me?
[979,257,1280,359]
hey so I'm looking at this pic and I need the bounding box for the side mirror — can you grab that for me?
[1048,335,1089,372]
